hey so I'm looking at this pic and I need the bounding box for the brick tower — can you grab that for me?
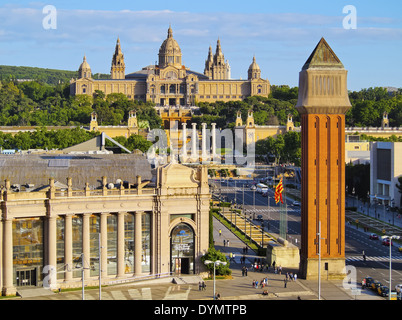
[296,38,352,279]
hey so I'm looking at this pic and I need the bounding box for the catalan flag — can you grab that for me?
[275,178,284,204]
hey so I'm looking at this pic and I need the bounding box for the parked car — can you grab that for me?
[292,201,301,206]
[369,233,379,240]
[256,215,263,222]
[378,285,389,297]
[250,185,256,190]
[371,280,382,291]
[382,238,392,246]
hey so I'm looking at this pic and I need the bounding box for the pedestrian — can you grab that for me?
[284,278,288,288]
[242,266,245,276]
[199,281,202,291]
[227,239,230,246]
[255,280,259,288]
[245,267,248,276]
[219,229,222,237]
[252,280,255,288]
[294,273,297,281]
[223,239,226,247]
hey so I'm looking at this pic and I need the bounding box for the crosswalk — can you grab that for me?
[346,255,402,263]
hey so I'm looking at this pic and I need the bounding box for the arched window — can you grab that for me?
[170,223,195,274]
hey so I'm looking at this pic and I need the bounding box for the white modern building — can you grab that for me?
[370,142,402,209]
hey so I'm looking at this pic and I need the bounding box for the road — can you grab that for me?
[211,178,402,297]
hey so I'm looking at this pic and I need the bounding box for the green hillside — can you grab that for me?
[0,65,110,85]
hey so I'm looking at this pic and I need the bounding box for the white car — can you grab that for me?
[250,185,256,190]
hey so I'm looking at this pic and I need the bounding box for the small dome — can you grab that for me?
[159,26,182,56]
[248,56,260,71]
[79,55,91,71]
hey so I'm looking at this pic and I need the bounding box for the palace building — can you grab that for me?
[69,26,270,105]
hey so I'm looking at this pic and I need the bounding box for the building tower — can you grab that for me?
[111,38,125,79]
[204,46,214,79]
[381,111,389,128]
[158,25,182,68]
[204,39,230,80]
[248,56,261,80]
[78,55,91,79]
[296,38,352,280]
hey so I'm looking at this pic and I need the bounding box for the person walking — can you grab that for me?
[284,277,288,288]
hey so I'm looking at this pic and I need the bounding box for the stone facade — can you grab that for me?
[70,26,270,105]
[0,159,210,296]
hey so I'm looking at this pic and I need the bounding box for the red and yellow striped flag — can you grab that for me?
[275,178,284,204]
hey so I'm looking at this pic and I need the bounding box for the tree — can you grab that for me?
[201,248,231,276]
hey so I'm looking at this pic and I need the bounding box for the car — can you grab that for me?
[256,215,263,222]
[292,201,301,206]
[369,233,379,240]
[250,185,256,190]
[371,280,382,292]
[378,285,389,297]
[398,246,402,253]
[261,191,268,197]
[362,277,374,288]
[382,238,392,246]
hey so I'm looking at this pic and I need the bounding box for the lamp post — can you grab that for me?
[204,260,227,300]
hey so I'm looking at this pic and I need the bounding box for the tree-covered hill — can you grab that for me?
[0,65,110,85]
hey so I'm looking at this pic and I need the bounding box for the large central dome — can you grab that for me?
[158,26,182,68]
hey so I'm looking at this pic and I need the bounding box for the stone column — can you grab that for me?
[47,216,57,287]
[201,123,207,161]
[117,212,125,277]
[211,123,217,161]
[2,218,16,296]
[191,123,198,161]
[181,122,187,163]
[134,211,143,276]
[64,214,73,282]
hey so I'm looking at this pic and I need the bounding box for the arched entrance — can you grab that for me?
[170,223,195,274]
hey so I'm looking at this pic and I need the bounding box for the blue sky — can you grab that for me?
[0,1,401,91]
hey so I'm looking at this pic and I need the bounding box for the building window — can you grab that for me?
[170,223,195,274]
[89,214,100,277]
[13,218,44,286]
[107,215,117,275]
[125,214,135,274]
[72,215,83,278]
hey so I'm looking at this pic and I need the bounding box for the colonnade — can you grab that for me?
[179,122,217,162]
[2,211,146,295]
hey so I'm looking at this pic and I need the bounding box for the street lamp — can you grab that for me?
[381,235,400,300]
[204,260,227,300]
